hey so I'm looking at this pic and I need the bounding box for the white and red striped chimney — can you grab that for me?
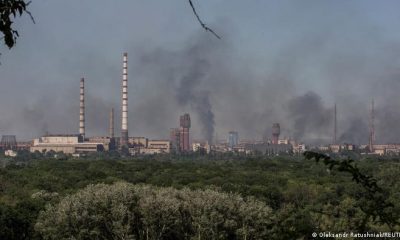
[79,78,85,139]
[121,53,129,147]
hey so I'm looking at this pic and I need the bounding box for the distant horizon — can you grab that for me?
[2,1,400,145]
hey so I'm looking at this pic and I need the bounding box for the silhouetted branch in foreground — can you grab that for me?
[188,0,221,39]
[304,151,399,230]
[0,0,34,49]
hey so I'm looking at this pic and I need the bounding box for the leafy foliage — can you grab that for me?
[0,0,33,48]
[35,182,273,240]
[0,199,43,240]
[304,151,398,229]
[0,154,400,239]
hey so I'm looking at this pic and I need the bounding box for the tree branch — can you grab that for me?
[304,151,399,229]
[188,0,221,39]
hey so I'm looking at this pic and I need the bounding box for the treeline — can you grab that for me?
[0,153,400,239]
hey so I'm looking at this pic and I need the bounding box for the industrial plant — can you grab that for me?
[1,52,400,158]
[19,53,172,156]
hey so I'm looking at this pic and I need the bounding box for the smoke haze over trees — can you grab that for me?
[1,1,400,144]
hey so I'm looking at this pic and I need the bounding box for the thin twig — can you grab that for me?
[188,0,221,39]
[25,1,35,23]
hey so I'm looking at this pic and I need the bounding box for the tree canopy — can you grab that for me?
[36,182,273,240]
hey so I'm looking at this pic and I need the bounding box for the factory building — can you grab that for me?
[128,138,171,155]
[370,144,400,155]
[226,127,294,155]
[232,143,253,154]
[293,143,306,154]
[129,137,148,148]
[329,144,341,153]
[148,140,171,150]
[87,137,115,151]
[278,139,290,145]
[192,141,211,154]
[228,131,239,149]
[213,141,229,153]
[142,140,170,154]
[315,143,357,153]
[252,143,293,156]
[30,135,104,154]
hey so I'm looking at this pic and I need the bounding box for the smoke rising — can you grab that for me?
[2,1,400,145]
[287,92,332,142]
[339,118,369,145]
[175,51,214,143]
[133,34,224,142]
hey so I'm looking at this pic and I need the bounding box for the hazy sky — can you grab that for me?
[2,0,400,144]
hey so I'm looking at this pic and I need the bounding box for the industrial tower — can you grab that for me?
[121,53,129,147]
[79,78,85,139]
[369,99,375,152]
[109,108,114,138]
[179,113,191,152]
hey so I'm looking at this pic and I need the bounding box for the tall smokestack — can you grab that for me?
[121,52,129,147]
[369,99,375,152]
[334,103,337,144]
[109,108,114,138]
[79,78,85,139]
[272,123,280,144]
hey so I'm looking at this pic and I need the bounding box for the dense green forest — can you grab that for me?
[0,152,400,239]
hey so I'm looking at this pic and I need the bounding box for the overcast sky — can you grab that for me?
[1,0,400,144]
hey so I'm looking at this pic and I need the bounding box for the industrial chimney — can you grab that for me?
[272,123,280,144]
[120,53,129,147]
[369,99,375,152]
[79,78,85,139]
[109,108,114,138]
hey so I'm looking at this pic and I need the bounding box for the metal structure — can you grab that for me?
[334,103,337,144]
[121,52,129,147]
[272,123,280,144]
[79,78,85,138]
[179,113,191,152]
[369,99,375,152]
